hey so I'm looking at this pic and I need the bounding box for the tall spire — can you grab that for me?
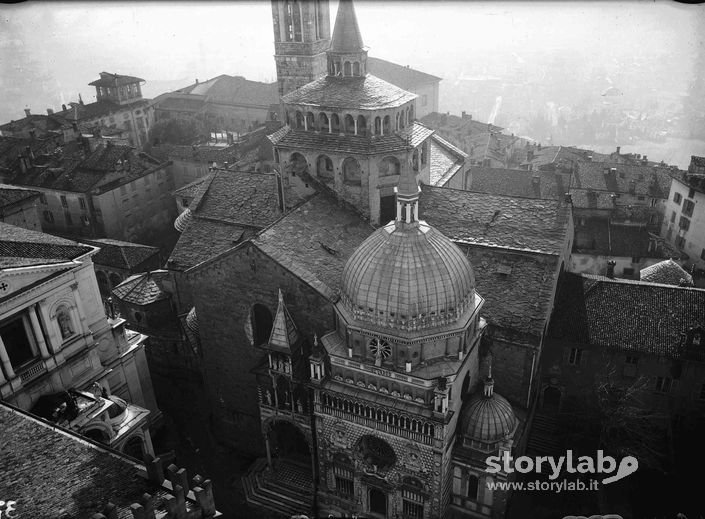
[330,0,364,53]
[327,0,368,77]
[267,289,301,353]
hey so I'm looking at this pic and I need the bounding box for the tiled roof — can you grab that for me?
[0,222,93,268]
[429,138,462,186]
[691,155,705,168]
[253,193,374,299]
[640,259,693,286]
[189,170,281,227]
[569,189,616,209]
[0,184,40,208]
[271,121,430,156]
[466,245,560,337]
[547,272,705,357]
[420,112,503,134]
[6,143,166,194]
[173,175,210,199]
[177,75,278,108]
[0,403,167,519]
[150,143,238,164]
[112,270,171,305]
[79,238,160,270]
[419,186,570,256]
[573,162,673,198]
[367,57,442,89]
[282,74,417,111]
[153,95,206,113]
[89,72,145,87]
[468,168,564,200]
[168,217,251,272]
[330,0,364,53]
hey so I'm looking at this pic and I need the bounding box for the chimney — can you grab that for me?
[79,93,84,106]
[603,167,610,176]
[628,180,636,194]
[62,104,67,111]
[24,108,31,117]
[29,129,36,139]
[47,108,54,115]
[532,174,540,185]
[606,260,616,278]
[527,149,534,162]
[616,146,621,154]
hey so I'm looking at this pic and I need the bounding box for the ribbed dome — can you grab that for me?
[461,386,517,444]
[341,220,475,331]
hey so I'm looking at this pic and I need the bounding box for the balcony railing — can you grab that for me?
[19,361,47,384]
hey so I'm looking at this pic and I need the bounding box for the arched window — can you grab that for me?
[353,62,361,76]
[295,111,304,129]
[56,305,75,340]
[305,112,315,131]
[318,112,329,132]
[383,115,391,134]
[421,141,428,166]
[409,104,415,121]
[109,273,122,290]
[251,304,273,346]
[344,114,355,134]
[357,115,367,136]
[374,117,381,135]
[395,112,400,131]
[412,149,419,171]
[399,110,406,129]
[96,271,109,294]
[379,156,400,177]
[284,0,303,42]
[331,113,341,133]
[467,474,479,500]
[289,152,309,177]
[342,157,362,185]
[317,154,335,183]
[344,61,352,76]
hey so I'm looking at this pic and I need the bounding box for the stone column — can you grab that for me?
[28,305,50,359]
[265,433,273,469]
[328,115,332,134]
[0,334,16,379]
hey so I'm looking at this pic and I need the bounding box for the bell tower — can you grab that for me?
[271,0,331,98]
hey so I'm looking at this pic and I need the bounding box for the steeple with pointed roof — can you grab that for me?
[326,0,368,77]
[266,289,302,354]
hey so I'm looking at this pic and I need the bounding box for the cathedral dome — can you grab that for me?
[460,379,517,444]
[341,219,475,331]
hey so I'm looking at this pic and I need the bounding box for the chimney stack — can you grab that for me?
[24,108,31,117]
[606,260,616,278]
[47,108,54,115]
[62,104,67,111]
[616,146,621,154]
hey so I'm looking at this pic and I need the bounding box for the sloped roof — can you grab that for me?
[168,217,250,272]
[173,175,211,199]
[153,95,206,113]
[429,136,465,186]
[573,162,673,199]
[54,99,151,122]
[89,72,145,87]
[189,170,281,228]
[252,193,374,299]
[0,184,40,208]
[112,270,171,306]
[176,75,278,108]
[548,272,705,357]
[419,186,570,256]
[468,168,564,200]
[640,259,693,286]
[0,403,174,519]
[282,74,417,111]
[330,0,364,53]
[367,57,441,89]
[270,121,430,155]
[0,222,93,268]
[80,238,160,271]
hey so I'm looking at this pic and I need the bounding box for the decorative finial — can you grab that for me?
[313,333,318,347]
[278,288,284,304]
[483,355,494,397]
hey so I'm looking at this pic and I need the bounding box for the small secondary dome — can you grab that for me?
[460,378,517,444]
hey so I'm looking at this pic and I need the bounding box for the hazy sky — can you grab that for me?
[0,1,703,119]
